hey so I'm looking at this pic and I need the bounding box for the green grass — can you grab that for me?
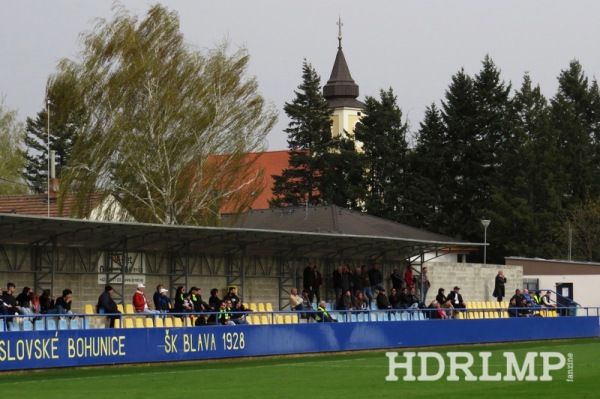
[0,338,598,398]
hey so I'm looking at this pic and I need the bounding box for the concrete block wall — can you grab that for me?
[426,263,523,304]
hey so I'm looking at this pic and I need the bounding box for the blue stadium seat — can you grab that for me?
[350,314,357,322]
[46,318,57,330]
[70,318,80,329]
[9,321,20,331]
[22,319,33,331]
[58,319,68,330]
[34,319,45,330]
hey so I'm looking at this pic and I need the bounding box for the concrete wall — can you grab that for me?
[426,263,523,304]
[527,274,600,308]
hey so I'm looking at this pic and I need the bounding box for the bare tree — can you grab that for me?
[57,4,277,225]
[0,99,27,195]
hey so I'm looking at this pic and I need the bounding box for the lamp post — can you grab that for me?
[481,219,491,265]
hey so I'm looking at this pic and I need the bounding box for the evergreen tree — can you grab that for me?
[490,74,563,260]
[271,61,334,207]
[354,88,409,221]
[406,103,448,230]
[550,60,600,207]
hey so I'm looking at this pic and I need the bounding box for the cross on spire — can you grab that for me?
[337,16,343,49]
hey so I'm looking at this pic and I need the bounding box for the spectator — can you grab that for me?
[0,287,8,317]
[153,284,164,310]
[352,267,364,298]
[2,283,19,316]
[390,268,403,291]
[404,266,417,289]
[155,287,172,312]
[428,301,447,320]
[407,287,425,309]
[300,289,315,321]
[54,289,73,315]
[492,270,506,303]
[446,286,466,313]
[353,290,369,311]
[419,267,431,303]
[303,262,316,304]
[39,289,55,314]
[332,265,345,300]
[541,291,557,309]
[218,300,235,325]
[518,297,532,317]
[368,263,384,295]
[399,287,412,309]
[507,297,519,317]
[532,290,543,306]
[16,286,34,316]
[336,290,355,311]
[208,288,221,310]
[289,288,304,311]
[230,301,250,325]
[174,286,193,313]
[360,265,373,302]
[435,288,454,318]
[522,289,533,303]
[223,286,240,308]
[389,288,402,309]
[376,287,392,310]
[132,283,159,315]
[316,301,337,323]
[313,265,323,305]
[97,285,121,328]
[510,289,523,304]
[190,287,210,313]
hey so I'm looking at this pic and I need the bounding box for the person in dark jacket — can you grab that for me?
[54,289,73,315]
[39,289,55,314]
[97,285,121,328]
[492,270,507,303]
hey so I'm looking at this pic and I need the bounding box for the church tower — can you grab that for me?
[323,17,364,139]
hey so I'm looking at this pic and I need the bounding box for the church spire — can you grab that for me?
[323,17,363,109]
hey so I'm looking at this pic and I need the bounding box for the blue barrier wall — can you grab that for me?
[0,317,597,371]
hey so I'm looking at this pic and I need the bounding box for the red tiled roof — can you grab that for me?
[0,193,104,218]
[248,150,290,210]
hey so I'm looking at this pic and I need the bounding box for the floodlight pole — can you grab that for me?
[47,99,50,217]
[481,219,491,264]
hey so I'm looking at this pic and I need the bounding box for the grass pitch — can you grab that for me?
[0,338,597,398]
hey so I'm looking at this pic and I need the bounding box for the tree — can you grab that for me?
[406,103,449,230]
[0,100,27,195]
[271,61,334,207]
[57,4,276,225]
[354,88,409,221]
[563,199,600,262]
[23,73,86,192]
[550,60,600,207]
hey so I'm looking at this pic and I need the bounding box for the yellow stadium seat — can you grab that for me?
[284,315,292,324]
[251,315,260,325]
[275,315,284,324]
[135,318,144,328]
[164,318,173,328]
[117,304,124,313]
[249,303,257,311]
[124,318,134,328]
[466,301,474,309]
[114,318,121,328]
[291,314,299,324]
[260,315,269,325]
[257,303,266,312]
[174,318,183,327]
[145,318,154,328]
[154,317,164,328]
[84,304,95,314]
[265,303,273,312]
[125,304,134,314]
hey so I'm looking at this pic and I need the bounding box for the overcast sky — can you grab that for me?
[2,1,600,150]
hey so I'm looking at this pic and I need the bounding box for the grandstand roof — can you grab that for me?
[0,207,480,260]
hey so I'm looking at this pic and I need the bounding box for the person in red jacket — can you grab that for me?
[133,283,159,315]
